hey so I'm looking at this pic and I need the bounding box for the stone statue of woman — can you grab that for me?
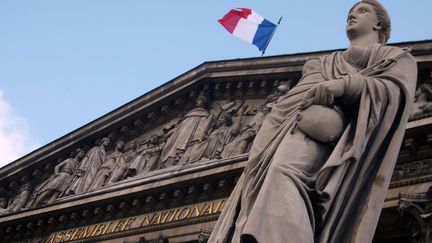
[208,1,417,243]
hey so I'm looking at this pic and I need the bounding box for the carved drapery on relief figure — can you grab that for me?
[107,141,138,184]
[0,189,8,216]
[410,83,432,120]
[158,93,213,168]
[89,141,125,190]
[29,148,85,207]
[129,134,165,176]
[1,178,32,215]
[67,137,111,195]
[203,105,245,160]
[222,88,286,157]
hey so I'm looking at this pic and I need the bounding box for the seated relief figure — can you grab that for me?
[29,149,85,207]
[409,83,432,119]
[88,141,125,190]
[158,93,213,168]
[209,1,417,243]
[67,137,111,195]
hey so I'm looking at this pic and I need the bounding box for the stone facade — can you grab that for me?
[1,40,432,243]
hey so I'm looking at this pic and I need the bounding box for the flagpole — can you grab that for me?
[261,16,283,56]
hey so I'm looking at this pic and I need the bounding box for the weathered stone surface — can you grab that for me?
[0,36,431,243]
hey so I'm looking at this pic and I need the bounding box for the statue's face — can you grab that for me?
[0,198,6,208]
[126,142,137,151]
[218,114,226,125]
[196,96,205,107]
[346,3,380,40]
[102,138,111,146]
[116,141,125,150]
[77,150,85,159]
[150,135,158,143]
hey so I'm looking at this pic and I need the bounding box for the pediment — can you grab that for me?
[0,51,311,218]
[1,40,432,242]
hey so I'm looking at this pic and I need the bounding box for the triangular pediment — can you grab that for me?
[1,40,432,242]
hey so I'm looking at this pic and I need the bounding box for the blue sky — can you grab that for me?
[0,0,431,167]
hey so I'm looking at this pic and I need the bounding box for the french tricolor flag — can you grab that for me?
[218,8,278,53]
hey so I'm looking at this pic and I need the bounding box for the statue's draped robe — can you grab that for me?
[205,124,237,160]
[89,151,123,190]
[208,44,417,243]
[69,146,106,194]
[130,142,165,175]
[39,158,77,194]
[159,107,212,166]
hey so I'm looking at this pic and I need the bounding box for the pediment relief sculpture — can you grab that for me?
[0,82,293,215]
[28,148,86,207]
[66,137,111,195]
[409,82,432,120]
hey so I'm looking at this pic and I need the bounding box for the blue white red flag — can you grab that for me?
[218,8,278,54]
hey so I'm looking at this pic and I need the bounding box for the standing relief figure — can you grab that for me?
[29,149,85,207]
[158,93,213,168]
[129,134,165,176]
[209,1,418,242]
[67,137,111,195]
[3,178,32,214]
[106,141,138,184]
[0,189,8,216]
[88,141,125,190]
[223,93,282,157]
[203,106,245,160]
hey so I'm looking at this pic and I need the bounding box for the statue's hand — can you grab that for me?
[300,79,345,109]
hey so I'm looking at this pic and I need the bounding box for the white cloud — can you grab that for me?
[0,89,39,169]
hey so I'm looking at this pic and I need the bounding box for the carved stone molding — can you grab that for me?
[0,160,241,242]
[392,159,432,182]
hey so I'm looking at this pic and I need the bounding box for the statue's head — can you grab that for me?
[115,141,125,150]
[100,137,111,146]
[218,113,233,126]
[75,148,85,159]
[347,0,391,44]
[126,141,138,151]
[196,92,210,108]
[0,197,6,209]
[150,134,159,144]
[0,189,7,209]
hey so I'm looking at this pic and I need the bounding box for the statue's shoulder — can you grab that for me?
[378,44,415,61]
[302,58,321,76]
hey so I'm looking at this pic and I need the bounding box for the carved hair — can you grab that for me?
[126,141,138,151]
[350,0,391,44]
[98,137,111,146]
[223,114,233,126]
[196,92,210,107]
[75,148,85,155]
